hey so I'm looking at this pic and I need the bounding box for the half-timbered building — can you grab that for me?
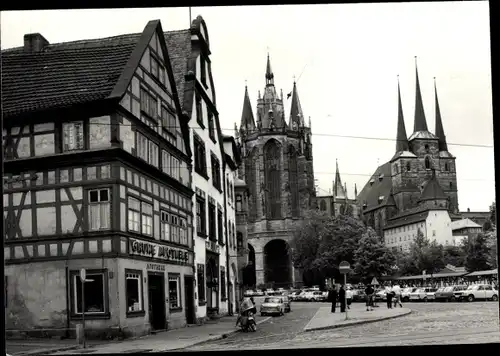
[2,20,197,337]
[165,16,230,320]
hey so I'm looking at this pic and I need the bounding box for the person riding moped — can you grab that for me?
[236,296,257,327]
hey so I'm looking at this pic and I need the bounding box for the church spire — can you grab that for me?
[240,83,255,133]
[413,56,429,132]
[265,53,274,86]
[434,78,448,151]
[289,81,304,129]
[333,159,347,199]
[396,75,409,152]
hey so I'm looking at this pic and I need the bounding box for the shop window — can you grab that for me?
[220,267,226,300]
[126,270,144,314]
[71,270,107,316]
[128,197,153,236]
[88,188,111,231]
[197,264,206,304]
[168,275,181,309]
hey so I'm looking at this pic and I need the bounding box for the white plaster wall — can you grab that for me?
[426,210,453,245]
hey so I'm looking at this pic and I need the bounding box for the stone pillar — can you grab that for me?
[254,250,265,287]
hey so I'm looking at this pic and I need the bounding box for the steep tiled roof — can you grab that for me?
[2,34,141,118]
[419,170,447,201]
[450,218,481,231]
[164,30,191,104]
[356,162,394,212]
[384,209,429,230]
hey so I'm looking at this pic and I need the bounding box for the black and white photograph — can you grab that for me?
[1,1,498,354]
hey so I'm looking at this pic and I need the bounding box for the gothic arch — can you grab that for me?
[424,156,431,170]
[245,148,258,221]
[263,239,292,288]
[263,139,282,219]
[320,199,327,211]
[288,145,300,217]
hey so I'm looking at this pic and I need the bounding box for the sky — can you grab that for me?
[1,2,494,212]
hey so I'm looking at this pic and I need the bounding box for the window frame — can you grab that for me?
[125,269,145,317]
[211,154,221,191]
[127,196,153,237]
[196,197,207,236]
[62,121,85,152]
[208,202,217,242]
[217,209,224,245]
[168,273,182,311]
[87,188,111,231]
[197,264,206,305]
[69,269,109,319]
[208,111,216,142]
[194,135,207,177]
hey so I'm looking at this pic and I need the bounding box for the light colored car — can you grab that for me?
[265,288,276,296]
[277,288,285,295]
[310,291,326,302]
[260,297,285,316]
[425,287,438,301]
[283,295,292,312]
[254,289,265,296]
[375,289,387,301]
[401,287,417,302]
[452,285,469,301]
[288,291,301,301]
[244,289,255,297]
[460,284,499,302]
[409,288,431,302]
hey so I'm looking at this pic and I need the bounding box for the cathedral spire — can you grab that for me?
[434,78,448,151]
[396,75,409,152]
[289,81,304,129]
[413,56,429,132]
[265,53,274,86]
[240,83,255,133]
[333,159,347,199]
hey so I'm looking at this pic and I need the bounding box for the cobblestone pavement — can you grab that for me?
[183,302,500,350]
[180,301,322,351]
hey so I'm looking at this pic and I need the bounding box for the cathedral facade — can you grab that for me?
[357,62,461,238]
[234,55,315,289]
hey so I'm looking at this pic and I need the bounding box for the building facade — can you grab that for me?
[3,20,197,337]
[357,63,461,239]
[165,16,231,320]
[451,218,483,245]
[316,160,359,218]
[236,55,315,289]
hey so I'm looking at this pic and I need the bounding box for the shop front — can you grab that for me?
[205,240,220,315]
[121,237,196,334]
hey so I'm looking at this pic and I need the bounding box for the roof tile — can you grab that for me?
[164,30,191,104]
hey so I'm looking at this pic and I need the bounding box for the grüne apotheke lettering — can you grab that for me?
[130,239,189,263]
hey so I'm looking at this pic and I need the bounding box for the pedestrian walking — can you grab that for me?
[386,284,394,309]
[339,285,346,313]
[346,288,353,309]
[328,285,338,313]
[392,284,403,308]
[365,284,375,311]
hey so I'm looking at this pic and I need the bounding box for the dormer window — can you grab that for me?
[369,179,375,186]
[378,196,384,203]
[378,174,384,181]
[363,201,367,209]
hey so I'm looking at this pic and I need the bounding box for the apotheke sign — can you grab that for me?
[129,239,190,264]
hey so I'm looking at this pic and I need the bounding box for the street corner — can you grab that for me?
[302,306,412,332]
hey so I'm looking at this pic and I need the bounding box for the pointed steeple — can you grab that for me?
[289,81,304,129]
[354,183,358,199]
[413,56,429,132]
[396,75,409,152]
[333,159,347,199]
[240,84,255,133]
[265,53,274,86]
[434,78,448,151]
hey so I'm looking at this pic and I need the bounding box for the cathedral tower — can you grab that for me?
[236,54,315,289]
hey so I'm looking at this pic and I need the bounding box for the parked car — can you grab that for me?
[260,297,285,316]
[425,287,438,301]
[401,287,417,302]
[435,285,466,302]
[452,285,469,301]
[353,289,366,302]
[460,284,499,302]
[277,288,285,295]
[375,289,387,301]
[254,289,265,296]
[310,291,326,302]
[265,288,275,296]
[244,289,256,297]
[409,288,432,302]
[282,296,291,312]
[289,291,301,301]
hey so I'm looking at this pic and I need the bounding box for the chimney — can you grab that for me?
[24,33,49,53]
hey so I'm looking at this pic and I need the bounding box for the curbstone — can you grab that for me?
[13,345,82,356]
[303,309,412,332]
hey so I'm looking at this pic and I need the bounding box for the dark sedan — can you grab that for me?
[435,285,467,302]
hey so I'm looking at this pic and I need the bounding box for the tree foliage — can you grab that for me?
[442,244,466,267]
[353,228,396,279]
[485,227,498,269]
[404,229,445,276]
[464,233,491,272]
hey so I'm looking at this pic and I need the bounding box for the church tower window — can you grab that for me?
[320,200,327,211]
[444,162,449,171]
[264,140,282,219]
[394,164,399,175]
[288,145,300,217]
[406,161,411,172]
[449,182,453,189]
[245,149,258,222]
[424,156,431,170]
[425,144,430,152]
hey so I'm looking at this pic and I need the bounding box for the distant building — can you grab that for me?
[316,160,359,219]
[460,209,490,229]
[357,62,461,238]
[451,218,483,245]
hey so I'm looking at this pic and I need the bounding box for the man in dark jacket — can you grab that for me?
[328,285,338,313]
[365,284,375,311]
[339,285,346,313]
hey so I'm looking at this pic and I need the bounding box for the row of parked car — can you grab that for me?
[376,284,498,302]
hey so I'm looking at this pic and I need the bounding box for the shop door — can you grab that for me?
[184,276,196,324]
[148,273,166,331]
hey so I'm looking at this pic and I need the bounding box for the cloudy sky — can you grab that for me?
[1,2,494,211]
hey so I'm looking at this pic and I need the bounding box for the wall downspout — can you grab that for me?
[223,165,231,316]
[65,266,70,338]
